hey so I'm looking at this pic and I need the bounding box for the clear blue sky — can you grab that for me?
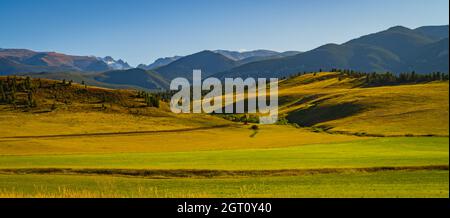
[1,0,448,66]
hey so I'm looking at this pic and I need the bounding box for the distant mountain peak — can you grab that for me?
[0,48,112,74]
[414,25,449,40]
[154,50,238,80]
[139,55,183,70]
[387,25,411,32]
[98,56,131,70]
[103,56,114,62]
[213,49,280,61]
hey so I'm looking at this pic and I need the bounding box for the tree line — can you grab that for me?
[281,69,449,85]
[0,76,37,107]
[137,91,161,108]
[331,69,449,85]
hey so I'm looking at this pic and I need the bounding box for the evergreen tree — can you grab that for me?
[11,77,17,94]
[27,91,37,107]
[25,76,32,90]
[0,80,5,102]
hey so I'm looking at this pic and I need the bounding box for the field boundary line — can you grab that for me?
[0,165,447,179]
[0,124,235,140]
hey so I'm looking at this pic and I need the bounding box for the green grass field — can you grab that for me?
[0,75,448,198]
[0,170,447,198]
[0,136,448,197]
[0,137,447,170]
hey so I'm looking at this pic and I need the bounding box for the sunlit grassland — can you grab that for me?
[278,73,449,136]
[0,110,231,138]
[0,113,362,155]
[0,137,447,170]
[0,170,447,198]
[0,74,448,198]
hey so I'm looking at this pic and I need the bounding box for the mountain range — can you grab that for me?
[136,49,300,70]
[0,49,131,75]
[98,56,132,70]
[1,24,448,90]
[216,25,449,79]
[137,56,182,70]
[147,24,448,81]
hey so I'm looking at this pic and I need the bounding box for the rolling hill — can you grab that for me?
[276,72,449,136]
[0,75,447,197]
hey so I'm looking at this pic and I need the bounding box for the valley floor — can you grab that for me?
[0,170,447,198]
[0,82,448,198]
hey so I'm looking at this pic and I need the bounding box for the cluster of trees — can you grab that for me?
[0,76,37,107]
[0,79,14,104]
[218,113,259,124]
[330,69,449,85]
[137,91,161,108]
[282,69,449,85]
[153,91,174,102]
[282,71,322,79]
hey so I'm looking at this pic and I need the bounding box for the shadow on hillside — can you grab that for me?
[286,102,364,127]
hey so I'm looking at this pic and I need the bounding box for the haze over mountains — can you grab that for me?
[1,25,448,90]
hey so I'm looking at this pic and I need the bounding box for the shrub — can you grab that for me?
[250,125,259,131]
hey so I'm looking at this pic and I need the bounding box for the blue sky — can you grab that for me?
[1,0,448,66]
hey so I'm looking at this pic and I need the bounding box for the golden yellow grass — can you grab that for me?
[0,75,362,156]
[0,111,361,155]
[0,75,448,198]
[0,110,230,137]
[318,83,449,136]
[277,72,449,136]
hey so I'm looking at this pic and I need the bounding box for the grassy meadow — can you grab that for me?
[0,137,447,170]
[279,73,449,136]
[0,74,448,198]
[0,170,447,198]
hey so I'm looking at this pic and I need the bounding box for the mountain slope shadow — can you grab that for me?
[286,102,364,127]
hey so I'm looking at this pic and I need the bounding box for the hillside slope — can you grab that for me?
[278,72,449,136]
[2,74,448,137]
[21,68,169,91]
[94,68,169,90]
[0,76,229,128]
